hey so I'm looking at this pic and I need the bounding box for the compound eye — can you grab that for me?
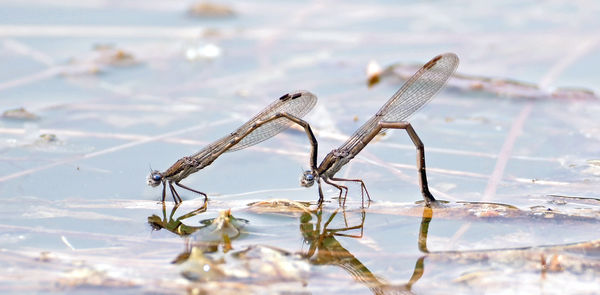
[306,174,314,181]
[152,174,162,181]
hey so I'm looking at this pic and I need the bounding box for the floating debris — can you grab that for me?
[2,107,39,120]
[36,251,53,263]
[551,87,597,100]
[63,44,139,75]
[178,245,310,283]
[247,199,312,214]
[92,45,138,67]
[369,200,600,221]
[178,247,226,281]
[366,59,383,87]
[541,253,564,273]
[172,209,250,262]
[433,239,600,292]
[37,133,58,143]
[56,266,137,289]
[195,209,249,244]
[546,194,600,206]
[588,160,600,167]
[188,1,235,18]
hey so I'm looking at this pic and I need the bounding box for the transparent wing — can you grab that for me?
[340,53,458,151]
[378,52,459,122]
[227,90,317,152]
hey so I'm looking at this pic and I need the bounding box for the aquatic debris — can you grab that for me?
[31,134,65,151]
[463,202,518,218]
[37,133,58,142]
[588,160,600,167]
[231,245,309,281]
[188,1,235,18]
[366,59,383,87]
[62,44,139,75]
[174,207,308,284]
[547,194,600,205]
[541,253,564,274]
[247,199,312,215]
[92,45,138,67]
[530,206,555,218]
[2,107,39,120]
[368,200,600,221]
[551,87,596,100]
[370,60,598,100]
[56,266,137,289]
[195,209,249,244]
[433,239,600,292]
[36,251,53,262]
[163,208,248,267]
[177,245,310,283]
[178,247,226,281]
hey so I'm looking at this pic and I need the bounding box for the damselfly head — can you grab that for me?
[147,170,163,187]
[300,170,316,187]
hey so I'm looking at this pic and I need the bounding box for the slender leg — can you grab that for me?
[317,179,325,204]
[175,182,207,201]
[328,177,372,206]
[168,182,183,204]
[322,178,348,203]
[378,121,437,206]
[161,182,167,202]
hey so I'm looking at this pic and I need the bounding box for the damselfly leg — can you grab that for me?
[378,121,435,204]
[328,177,371,206]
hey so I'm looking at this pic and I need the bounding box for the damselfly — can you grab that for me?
[148,91,318,203]
[300,53,459,206]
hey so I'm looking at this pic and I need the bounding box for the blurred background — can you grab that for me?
[1,0,599,294]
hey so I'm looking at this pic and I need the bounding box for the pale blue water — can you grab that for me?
[1,0,599,293]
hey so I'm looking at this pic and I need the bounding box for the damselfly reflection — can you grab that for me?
[301,53,459,206]
[148,201,208,236]
[148,91,318,203]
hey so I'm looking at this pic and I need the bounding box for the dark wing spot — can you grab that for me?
[279,93,291,100]
[423,55,442,70]
[291,92,302,99]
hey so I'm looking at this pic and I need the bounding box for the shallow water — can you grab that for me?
[1,0,600,294]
